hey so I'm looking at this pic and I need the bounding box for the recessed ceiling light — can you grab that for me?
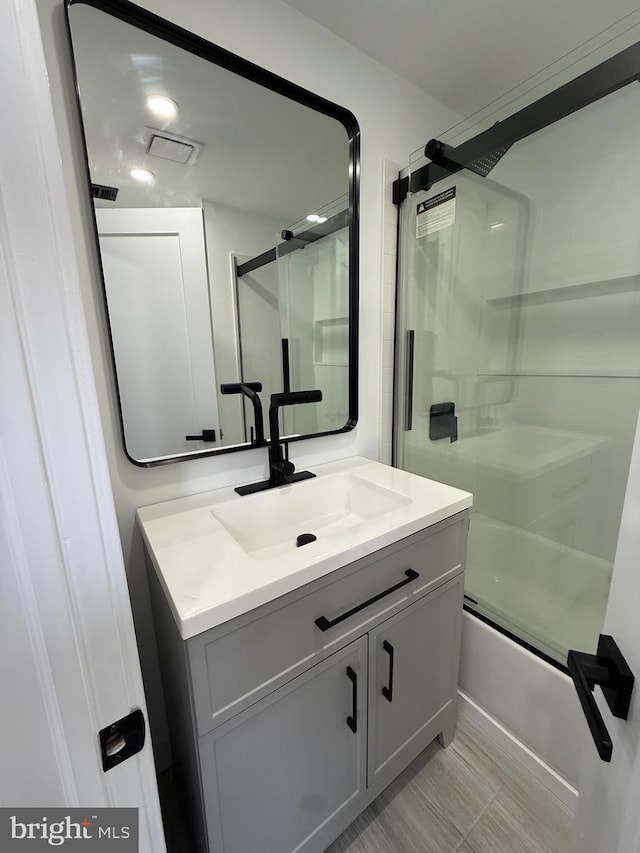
[306,214,320,222]
[145,95,179,119]
[130,167,154,184]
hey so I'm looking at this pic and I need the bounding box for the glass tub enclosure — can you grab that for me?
[393,43,640,666]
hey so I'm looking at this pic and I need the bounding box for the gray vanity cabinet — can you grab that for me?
[367,577,463,786]
[147,510,469,853]
[199,638,367,853]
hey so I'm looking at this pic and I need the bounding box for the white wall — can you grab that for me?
[36,0,458,765]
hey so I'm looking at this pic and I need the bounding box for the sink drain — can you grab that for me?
[296,533,317,548]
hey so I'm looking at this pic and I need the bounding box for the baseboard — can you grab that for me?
[458,690,579,812]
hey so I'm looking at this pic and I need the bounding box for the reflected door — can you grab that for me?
[97,207,220,462]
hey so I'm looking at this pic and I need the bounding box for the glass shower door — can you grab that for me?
[394,79,640,665]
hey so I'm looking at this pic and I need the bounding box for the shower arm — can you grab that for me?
[409,40,640,195]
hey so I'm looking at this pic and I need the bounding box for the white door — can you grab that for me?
[96,207,220,461]
[1,1,165,850]
[572,410,640,852]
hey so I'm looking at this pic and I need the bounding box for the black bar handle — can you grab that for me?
[567,651,612,762]
[315,569,419,632]
[346,666,357,734]
[567,634,635,763]
[185,429,217,442]
[405,330,414,431]
[382,640,394,703]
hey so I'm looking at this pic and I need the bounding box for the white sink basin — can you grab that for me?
[136,457,473,638]
[211,472,411,559]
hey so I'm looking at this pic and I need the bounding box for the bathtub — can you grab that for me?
[458,513,611,803]
[466,513,612,662]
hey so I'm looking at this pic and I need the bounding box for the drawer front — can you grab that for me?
[189,512,468,735]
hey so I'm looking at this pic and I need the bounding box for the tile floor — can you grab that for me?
[158,710,575,853]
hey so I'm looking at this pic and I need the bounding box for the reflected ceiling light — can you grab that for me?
[306,214,320,222]
[130,167,155,184]
[145,95,179,119]
[316,216,328,224]
[490,221,505,230]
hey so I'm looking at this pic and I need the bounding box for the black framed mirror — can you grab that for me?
[65,0,359,466]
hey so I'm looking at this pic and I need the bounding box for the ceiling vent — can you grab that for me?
[143,127,203,166]
[92,183,119,202]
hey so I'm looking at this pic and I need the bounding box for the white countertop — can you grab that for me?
[137,456,472,639]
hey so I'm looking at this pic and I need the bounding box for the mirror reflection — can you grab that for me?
[67,0,358,465]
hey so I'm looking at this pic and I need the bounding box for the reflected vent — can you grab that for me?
[92,183,118,202]
[143,127,203,165]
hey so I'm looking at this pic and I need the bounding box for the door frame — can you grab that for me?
[1,0,164,848]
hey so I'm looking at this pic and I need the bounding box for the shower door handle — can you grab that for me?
[567,634,634,762]
[405,330,414,431]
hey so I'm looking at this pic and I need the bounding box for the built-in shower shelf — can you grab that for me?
[485,273,640,308]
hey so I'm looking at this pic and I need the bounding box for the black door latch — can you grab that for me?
[99,709,146,772]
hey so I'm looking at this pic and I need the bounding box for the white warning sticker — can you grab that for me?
[416,187,456,238]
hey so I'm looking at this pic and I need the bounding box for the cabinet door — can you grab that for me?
[200,637,367,853]
[368,576,464,785]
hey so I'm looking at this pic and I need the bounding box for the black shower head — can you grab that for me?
[425,136,512,178]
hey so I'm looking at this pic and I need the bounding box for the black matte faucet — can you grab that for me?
[235,388,323,496]
[220,382,265,446]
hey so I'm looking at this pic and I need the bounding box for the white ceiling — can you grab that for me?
[68,4,349,221]
[280,0,640,117]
